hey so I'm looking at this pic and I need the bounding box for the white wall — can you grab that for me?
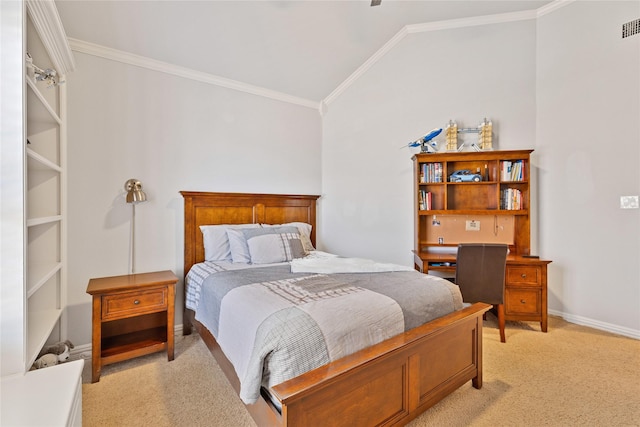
[65,53,322,345]
[536,1,640,335]
[321,1,639,337]
[321,19,537,266]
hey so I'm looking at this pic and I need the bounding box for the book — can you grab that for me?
[501,188,523,210]
[419,190,433,210]
[421,162,443,183]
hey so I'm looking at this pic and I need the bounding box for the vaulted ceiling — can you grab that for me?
[55,1,553,104]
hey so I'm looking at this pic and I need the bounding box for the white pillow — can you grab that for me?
[226,228,253,263]
[242,226,305,264]
[262,222,314,253]
[200,224,259,261]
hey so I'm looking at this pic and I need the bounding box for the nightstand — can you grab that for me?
[86,270,178,383]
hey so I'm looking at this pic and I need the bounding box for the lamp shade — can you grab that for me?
[124,179,147,204]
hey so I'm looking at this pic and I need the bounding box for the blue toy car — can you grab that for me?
[449,169,482,182]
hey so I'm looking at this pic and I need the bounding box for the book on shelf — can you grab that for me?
[500,160,525,182]
[419,190,432,210]
[501,188,523,210]
[420,162,443,183]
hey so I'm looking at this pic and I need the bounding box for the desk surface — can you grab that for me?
[413,250,551,273]
[416,250,551,262]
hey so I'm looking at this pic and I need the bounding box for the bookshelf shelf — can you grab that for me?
[413,149,533,256]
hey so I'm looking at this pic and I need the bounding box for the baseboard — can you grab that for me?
[548,309,640,340]
[70,323,185,360]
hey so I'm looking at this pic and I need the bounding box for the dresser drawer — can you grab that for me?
[506,266,540,286]
[505,288,541,316]
[102,288,168,321]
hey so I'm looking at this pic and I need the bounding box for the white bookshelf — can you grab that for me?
[0,3,80,423]
[24,0,74,372]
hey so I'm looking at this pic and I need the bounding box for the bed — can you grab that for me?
[181,191,490,427]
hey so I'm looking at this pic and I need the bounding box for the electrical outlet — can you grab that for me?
[465,220,480,231]
[620,195,639,209]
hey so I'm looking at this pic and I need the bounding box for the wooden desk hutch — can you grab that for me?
[412,150,551,332]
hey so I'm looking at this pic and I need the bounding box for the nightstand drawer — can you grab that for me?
[102,288,168,321]
[505,288,541,316]
[506,266,540,286]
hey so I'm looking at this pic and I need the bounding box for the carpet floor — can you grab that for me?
[82,315,640,426]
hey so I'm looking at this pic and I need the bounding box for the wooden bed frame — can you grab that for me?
[181,191,490,427]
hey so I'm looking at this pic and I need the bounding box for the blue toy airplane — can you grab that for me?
[406,128,442,152]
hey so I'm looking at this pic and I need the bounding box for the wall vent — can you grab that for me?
[622,18,640,38]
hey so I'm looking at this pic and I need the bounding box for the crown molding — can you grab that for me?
[536,0,576,18]
[26,0,75,75]
[406,9,536,33]
[68,38,319,110]
[323,8,543,108]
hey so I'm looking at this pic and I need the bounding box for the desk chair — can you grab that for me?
[455,243,508,343]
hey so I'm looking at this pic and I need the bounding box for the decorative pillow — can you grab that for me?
[200,224,259,261]
[242,226,306,264]
[261,222,315,254]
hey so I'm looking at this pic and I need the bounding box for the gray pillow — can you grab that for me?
[242,226,305,264]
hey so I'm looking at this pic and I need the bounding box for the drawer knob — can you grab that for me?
[134,300,140,305]
[521,274,527,278]
[520,299,526,304]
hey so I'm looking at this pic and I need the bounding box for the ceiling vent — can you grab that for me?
[622,18,639,38]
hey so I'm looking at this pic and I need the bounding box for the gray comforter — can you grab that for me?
[191,263,463,404]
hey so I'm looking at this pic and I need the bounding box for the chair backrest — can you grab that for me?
[455,243,508,305]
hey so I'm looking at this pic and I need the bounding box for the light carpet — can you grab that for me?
[82,315,640,426]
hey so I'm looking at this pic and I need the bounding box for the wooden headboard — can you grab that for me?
[180,191,320,277]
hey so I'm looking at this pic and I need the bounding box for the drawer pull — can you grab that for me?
[521,274,527,278]
[134,300,140,305]
[520,299,526,304]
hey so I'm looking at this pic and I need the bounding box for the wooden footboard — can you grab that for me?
[193,302,490,427]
